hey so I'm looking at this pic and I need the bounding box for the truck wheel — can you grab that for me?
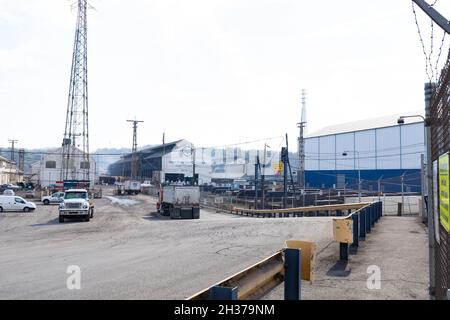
[85,215,90,222]
[23,207,30,213]
[43,200,49,205]
[0,207,3,213]
[59,216,64,223]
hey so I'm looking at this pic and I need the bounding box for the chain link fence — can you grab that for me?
[430,55,450,300]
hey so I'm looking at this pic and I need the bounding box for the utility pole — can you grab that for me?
[261,144,270,209]
[162,131,165,183]
[254,156,260,209]
[282,146,288,209]
[18,149,25,173]
[8,139,18,163]
[127,119,144,180]
[191,144,196,185]
[297,89,307,190]
[8,140,18,184]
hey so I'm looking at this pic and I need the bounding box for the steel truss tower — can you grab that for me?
[61,0,90,182]
[127,119,144,180]
[297,89,307,189]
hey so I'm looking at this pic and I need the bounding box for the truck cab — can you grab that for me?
[58,189,94,223]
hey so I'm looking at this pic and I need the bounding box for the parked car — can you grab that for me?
[3,189,15,196]
[25,190,36,199]
[0,196,37,212]
[41,192,65,205]
[6,184,20,190]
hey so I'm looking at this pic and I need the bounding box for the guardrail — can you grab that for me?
[332,201,382,261]
[230,202,373,218]
[187,241,315,300]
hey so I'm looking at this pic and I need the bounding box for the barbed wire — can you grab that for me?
[412,0,433,82]
[434,30,447,82]
[412,0,449,83]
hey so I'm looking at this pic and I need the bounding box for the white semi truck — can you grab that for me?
[157,185,200,219]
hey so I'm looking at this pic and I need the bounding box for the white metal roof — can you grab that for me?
[307,110,425,138]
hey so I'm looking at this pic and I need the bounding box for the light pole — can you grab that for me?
[343,150,361,203]
[398,111,435,296]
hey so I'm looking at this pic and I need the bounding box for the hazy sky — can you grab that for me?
[1,0,449,151]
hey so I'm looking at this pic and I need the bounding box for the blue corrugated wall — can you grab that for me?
[305,169,421,193]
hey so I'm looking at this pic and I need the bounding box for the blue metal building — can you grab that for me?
[304,111,425,193]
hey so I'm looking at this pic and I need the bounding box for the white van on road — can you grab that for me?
[0,196,37,212]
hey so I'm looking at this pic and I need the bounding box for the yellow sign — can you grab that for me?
[333,217,353,244]
[438,153,450,232]
[285,240,316,282]
[273,162,283,174]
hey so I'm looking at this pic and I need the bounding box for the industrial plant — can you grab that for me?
[0,0,448,307]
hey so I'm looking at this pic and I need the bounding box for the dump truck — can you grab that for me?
[158,185,200,219]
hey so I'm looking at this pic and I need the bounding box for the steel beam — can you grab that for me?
[412,0,450,35]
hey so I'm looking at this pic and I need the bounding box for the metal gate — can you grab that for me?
[430,55,450,300]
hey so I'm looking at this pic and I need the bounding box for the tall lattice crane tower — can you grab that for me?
[61,0,90,182]
[127,119,144,180]
[297,89,307,189]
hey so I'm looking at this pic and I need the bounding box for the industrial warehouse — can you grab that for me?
[107,110,425,195]
[304,111,425,193]
[108,139,281,185]
[1,0,449,309]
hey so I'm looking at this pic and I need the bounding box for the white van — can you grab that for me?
[0,196,37,212]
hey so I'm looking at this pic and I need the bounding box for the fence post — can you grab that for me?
[371,204,375,227]
[379,201,383,219]
[284,248,301,300]
[359,209,366,239]
[366,206,371,234]
[339,243,349,261]
[209,286,238,300]
[352,213,359,247]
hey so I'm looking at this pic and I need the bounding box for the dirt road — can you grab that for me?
[0,190,333,299]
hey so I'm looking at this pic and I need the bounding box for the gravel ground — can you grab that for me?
[0,188,334,300]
